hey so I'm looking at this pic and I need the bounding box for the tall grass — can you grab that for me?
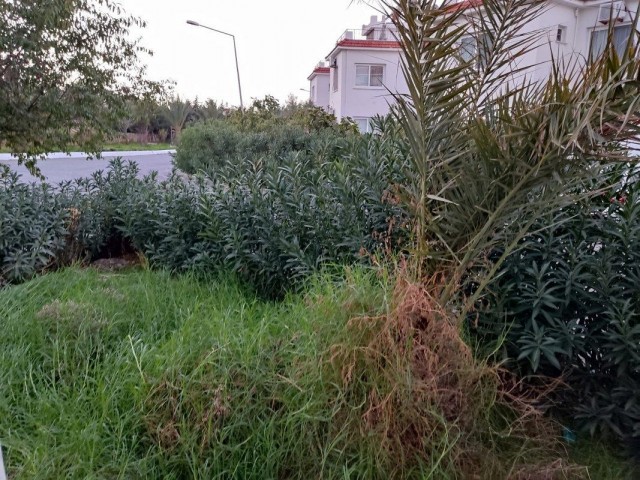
[0,267,389,478]
[0,267,591,479]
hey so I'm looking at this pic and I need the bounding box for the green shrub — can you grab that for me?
[0,174,70,283]
[173,120,242,173]
[475,168,640,445]
[0,161,163,285]
[174,115,358,175]
[120,131,409,296]
[1,124,409,297]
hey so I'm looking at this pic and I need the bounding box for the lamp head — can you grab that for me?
[186,20,200,26]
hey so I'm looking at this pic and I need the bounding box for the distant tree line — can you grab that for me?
[118,94,350,145]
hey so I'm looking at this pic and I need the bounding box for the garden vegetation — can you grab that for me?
[2,0,640,477]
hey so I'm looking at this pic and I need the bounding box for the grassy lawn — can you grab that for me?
[0,267,635,479]
[100,143,174,152]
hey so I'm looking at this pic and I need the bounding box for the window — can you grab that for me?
[460,36,476,63]
[556,25,567,43]
[459,33,492,69]
[332,65,339,92]
[590,24,633,61]
[311,85,316,101]
[354,117,373,133]
[355,64,384,87]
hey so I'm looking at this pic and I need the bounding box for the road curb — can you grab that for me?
[0,150,176,161]
[0,445,6,480]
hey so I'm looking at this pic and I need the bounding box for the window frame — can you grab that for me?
[353,117,374,133]
[459,35,477,63]
[354,64,385,88]
[458,32,493,70]
[589,23,634,62]
[556,25,568,44]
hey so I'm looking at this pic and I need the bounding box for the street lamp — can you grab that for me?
[186,19,244,109]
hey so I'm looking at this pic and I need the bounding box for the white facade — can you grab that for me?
[328,45,407,130]
[307,63,331,111]
[308,1,639,132]
[456,0,640,85]
[308,15,409,131]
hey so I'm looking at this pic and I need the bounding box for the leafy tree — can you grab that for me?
[0,0,164,173]
[198,99,227,121]
[114,98,156,138]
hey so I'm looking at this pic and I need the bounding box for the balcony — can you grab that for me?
[337,24,398,44]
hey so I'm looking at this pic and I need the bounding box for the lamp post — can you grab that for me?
[186,19,244,109]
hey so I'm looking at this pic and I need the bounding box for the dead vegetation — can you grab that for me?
[326,274,587,479]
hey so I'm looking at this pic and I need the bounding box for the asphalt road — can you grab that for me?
[0,150,176,184]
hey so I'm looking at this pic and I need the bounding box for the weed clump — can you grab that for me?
[324,274,584,478]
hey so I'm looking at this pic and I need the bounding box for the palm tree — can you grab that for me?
[162,95,192,144]
[379,0,640,314]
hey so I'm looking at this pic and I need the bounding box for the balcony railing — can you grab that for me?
[337,24,398,43]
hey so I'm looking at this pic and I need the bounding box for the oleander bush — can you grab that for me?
[0,162,158,285]
[122,124,408,296]
[175,119,358,175]
[0,123,409,296]
[0,175,70,284]
[474,168,640,446]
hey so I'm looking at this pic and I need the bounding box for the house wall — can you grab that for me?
[456,0,640,86]
[522,0,639,82]
[575,0,640,57]
[309,73,330,111]
[329,52,345,120]
[315,0,639,130]
[329,48,407,125]
[530,3,582,82]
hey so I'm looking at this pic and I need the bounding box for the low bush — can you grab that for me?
[119,128,407,297]
[0,162,156,285]
[174,107,359,175]
[173,120,243,173]
[475,169,640,446]
[0,175,70,283]
[1,124,409,296]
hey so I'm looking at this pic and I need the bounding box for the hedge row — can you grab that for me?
[1,130,409,297]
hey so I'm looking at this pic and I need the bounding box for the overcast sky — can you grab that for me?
[120,0,382,106]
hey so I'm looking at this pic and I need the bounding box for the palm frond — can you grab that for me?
[377,0,640,308]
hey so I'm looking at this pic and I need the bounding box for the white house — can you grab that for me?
[454,0,640,85]
[308,1,639,132]
[307,63,331,111]
[308,15,409,132]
